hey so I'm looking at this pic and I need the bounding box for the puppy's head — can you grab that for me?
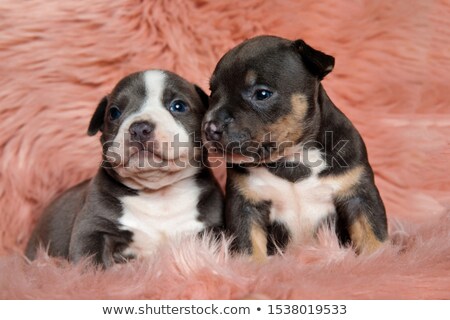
[88,70,208,189]
[203,35,334,164]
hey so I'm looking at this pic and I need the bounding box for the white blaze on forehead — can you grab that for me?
[143,69,166,107]
[139,70,190,154]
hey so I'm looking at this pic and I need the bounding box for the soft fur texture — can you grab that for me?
[0,0,449,299]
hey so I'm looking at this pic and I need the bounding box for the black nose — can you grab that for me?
[129,121,155,143]
[203,121,224,142]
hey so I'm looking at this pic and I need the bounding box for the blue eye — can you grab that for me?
[254,89,273,101]
[169,100,188,113]
[109,105,122,120]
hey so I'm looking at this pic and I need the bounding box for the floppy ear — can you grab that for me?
[87,95,108,136]
[194,85,209,109]
[293,39,335,80]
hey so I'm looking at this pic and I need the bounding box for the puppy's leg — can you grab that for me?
[69,231,116,268]
[225,170,271,262]
[68,214,132,268]
[335,182,388,254]
[348,214,384,254]
[266,221,291,255]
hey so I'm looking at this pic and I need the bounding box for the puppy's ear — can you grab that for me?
[87,95,108,136]
[293,39,335,80]
[194,85,209,109]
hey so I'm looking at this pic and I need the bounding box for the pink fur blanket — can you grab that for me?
[1,0,449,299]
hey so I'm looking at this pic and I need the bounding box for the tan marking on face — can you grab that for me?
[321,165,365,199]
[250,222,268,262]
[349,214,384,254]
[263,93,309,161]
[269,93,308,141]
[245,70,257,86]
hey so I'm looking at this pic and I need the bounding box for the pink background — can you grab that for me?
[0,0,449,298]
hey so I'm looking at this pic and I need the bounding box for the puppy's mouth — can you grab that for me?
[127,141,168,163]
[205,140,278,164]
[125,141,193,167]
[104,139,193,171]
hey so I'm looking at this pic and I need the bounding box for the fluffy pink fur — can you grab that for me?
[0,0,449,299]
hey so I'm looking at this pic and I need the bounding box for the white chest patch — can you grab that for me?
[246,149,338,243]
[118,178,205,257]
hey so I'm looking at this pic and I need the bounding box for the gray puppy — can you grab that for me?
[26,70,224,267]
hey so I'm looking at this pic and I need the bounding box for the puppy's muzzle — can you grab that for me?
[203,121,223,142]
[129,121,155,144]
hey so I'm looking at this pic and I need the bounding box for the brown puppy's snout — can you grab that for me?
[203,108,234,142]
[129,121,155,144]
[203,121,223,142]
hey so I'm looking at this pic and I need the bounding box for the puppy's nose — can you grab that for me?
[129,121,155,143]
[203,121,223,142]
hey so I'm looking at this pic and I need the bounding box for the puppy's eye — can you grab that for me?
[169,100,189,113]
[254,89,273,101]
[109,105,122,120]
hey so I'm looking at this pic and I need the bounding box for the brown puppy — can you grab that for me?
[203,36,387,259]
